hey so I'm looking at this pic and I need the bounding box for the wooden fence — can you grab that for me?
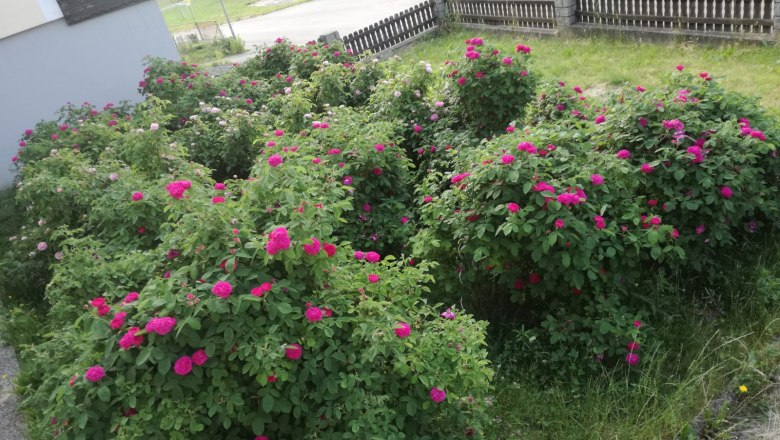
[338,0,776,56]
[576,0,775,34]
[447,0,557,29]
[342,1,438,55]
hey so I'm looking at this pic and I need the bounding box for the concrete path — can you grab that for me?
[0,342,25,440]
[224,0,424,53]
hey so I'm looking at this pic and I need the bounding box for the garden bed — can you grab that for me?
[1,32,779,439]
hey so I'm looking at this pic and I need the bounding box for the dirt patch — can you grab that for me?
[733,383,780,439]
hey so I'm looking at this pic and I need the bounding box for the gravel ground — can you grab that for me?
[0,342,26,440]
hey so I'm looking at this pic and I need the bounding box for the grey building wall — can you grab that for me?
[0,0,179,189]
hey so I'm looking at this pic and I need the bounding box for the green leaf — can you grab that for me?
[136,347,152,366]
[97,386,110,402]
[647,230,659,245]
[407,400,417,416]
[276,302,292,315]
[561,253,571,268]
[673,169,685,181]
[224,327,235,346]
[158,356,171,375]
[252,417,265,435]
[262,394,274,413]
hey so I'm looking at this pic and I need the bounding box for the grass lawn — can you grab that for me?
[157,0,312,33]
[400,28,780,116]
[401,30,780,438]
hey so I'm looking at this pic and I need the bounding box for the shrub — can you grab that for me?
[446,38,537,137]
[591,71,780,274]
[19,154,493,440]
[235,38,296,79]
[172,103,268,180]
[249,107,414,255]
[369,60,457,156]
[524,80,596,127]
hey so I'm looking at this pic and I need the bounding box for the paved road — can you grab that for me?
[225,0,424,51]
[0,342,25,440]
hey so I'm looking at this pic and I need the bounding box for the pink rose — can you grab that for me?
[84,365,105,382]
[192,349,209,366]
[174,356,193,376]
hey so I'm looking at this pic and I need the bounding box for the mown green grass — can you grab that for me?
[157,0,312,33]
[399,28,780,115]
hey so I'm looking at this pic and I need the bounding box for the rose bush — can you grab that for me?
[15,140,493,439]
[446,38,537,137]
[590,69,780,274]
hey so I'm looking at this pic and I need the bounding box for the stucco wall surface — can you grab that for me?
[0,0,179,189]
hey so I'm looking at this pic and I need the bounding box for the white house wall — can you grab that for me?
[0,0,179,189]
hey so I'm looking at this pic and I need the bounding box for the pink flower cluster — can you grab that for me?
[593,215,607,229]
[119,327,143,350]
[451,173,471,184]
[557,188,587,206]
[532,181,555,193]
[110,312,127,330]
[251,282,273,297]
[266,227,291,255]
[172,351,208,376]
[516,141,537,154]
[662,119,684,132]
[302,237,321,255]
[739,118,766,140]
[90,297,111,317]
[687,143,704,164]
[166,180,191,199]
[145,317,177,335]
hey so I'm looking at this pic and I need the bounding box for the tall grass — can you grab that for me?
[485,235,780,439]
